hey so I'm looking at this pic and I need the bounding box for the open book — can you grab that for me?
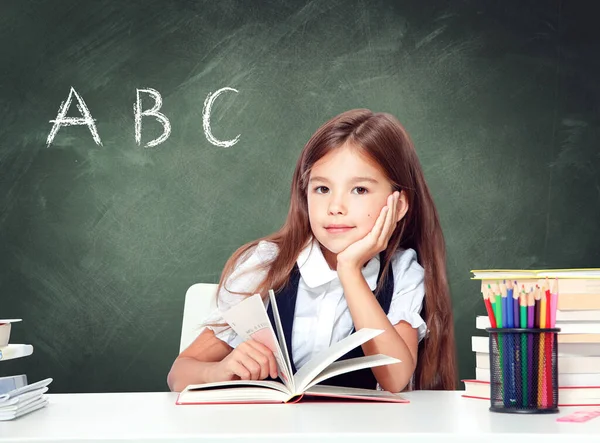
[176,290,407,404]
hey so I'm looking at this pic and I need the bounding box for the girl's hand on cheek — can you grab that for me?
[336,191,400,272]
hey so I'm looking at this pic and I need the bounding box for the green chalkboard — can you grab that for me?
[1,0,599,392]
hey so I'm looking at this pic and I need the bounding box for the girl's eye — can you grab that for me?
[353,187,368,195]
[314,186,329,194]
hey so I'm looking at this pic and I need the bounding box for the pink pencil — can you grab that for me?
[551,277,558,328]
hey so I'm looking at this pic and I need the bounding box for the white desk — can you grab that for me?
[1,391,599,443]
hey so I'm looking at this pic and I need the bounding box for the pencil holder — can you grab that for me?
[486,328,560,414]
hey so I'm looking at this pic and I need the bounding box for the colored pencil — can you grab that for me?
[519,294,527,328]
[526,289,535,406]
[488,285,498,328]
[540,286,548,329]
[533,287,541,406]
[529,329,536,407]
[547,277,558,406]
[500,283,507,328]
[544,280,554,407]
[489,292,498,325]
[544,280,552,329]
[506,280,514,328]
[546,331,553,407]
[494,283,509,406]
[539,286,547,407]
[495,284,504,328]
[534,287,542,328]
[513,289,520,329]
[502,282,517,404]
[483,290,497,328]
[538,339,545,406]
[521,296,528,407]
[513,330,521,406]
[527,290,535,329]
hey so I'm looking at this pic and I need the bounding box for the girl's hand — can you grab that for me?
[336,191,400,272]
[214,339,279,381]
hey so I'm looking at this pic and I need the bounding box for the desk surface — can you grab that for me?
[1,391,599,443]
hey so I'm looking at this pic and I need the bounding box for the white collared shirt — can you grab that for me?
[206,239,427,370]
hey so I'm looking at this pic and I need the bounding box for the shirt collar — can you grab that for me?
[296,237,380,290]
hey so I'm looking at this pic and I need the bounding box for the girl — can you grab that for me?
[167,109,457,393]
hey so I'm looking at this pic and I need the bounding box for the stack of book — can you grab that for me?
[0,319,52,420]
[463,269,600,407]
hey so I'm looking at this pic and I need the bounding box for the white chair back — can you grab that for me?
[179,283,218,353]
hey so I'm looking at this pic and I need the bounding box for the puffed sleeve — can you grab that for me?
[387,248,428,342]
[204,241,278,348]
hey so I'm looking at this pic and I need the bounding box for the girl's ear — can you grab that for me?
[396,191,409,221]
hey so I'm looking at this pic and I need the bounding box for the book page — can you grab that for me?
[304,384,408,403]
[0,397,49,421]
[0,378,52,403]
[0,387,48,407]
[267,289,295,392]
[183,379,290,394]
[293,328,384,394]
[472,271,537,280]
[536,269,600,278]
[303,354,400,390]
[221,294,293,391]
[178,387,290,405]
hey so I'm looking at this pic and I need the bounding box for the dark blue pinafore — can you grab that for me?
[266,254,394,390]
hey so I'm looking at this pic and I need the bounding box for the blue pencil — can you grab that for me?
[501,289,508,328]
[501,283,515,404]
[513,332,521,405]
[505,281,514,328]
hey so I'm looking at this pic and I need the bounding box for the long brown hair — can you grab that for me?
[215,109,457,390]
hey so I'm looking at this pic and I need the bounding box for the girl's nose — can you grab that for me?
[327,195,347,215]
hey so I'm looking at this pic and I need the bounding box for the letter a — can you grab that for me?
[134,88,172,148]
[46,87,102,147]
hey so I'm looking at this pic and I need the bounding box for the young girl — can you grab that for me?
[167,109,457,393]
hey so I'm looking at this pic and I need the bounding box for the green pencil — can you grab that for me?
[491,284,506,405]
[490,284,503,328]
[520,293,528,407]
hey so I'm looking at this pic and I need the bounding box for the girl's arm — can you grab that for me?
[337,266,418,393]
[334,192,418,392]
[167,329,233,392]
[167,329,278,392]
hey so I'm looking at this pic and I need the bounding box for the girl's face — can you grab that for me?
[307,144,398,268]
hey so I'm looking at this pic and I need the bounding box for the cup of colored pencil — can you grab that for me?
[482,278,560,414]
